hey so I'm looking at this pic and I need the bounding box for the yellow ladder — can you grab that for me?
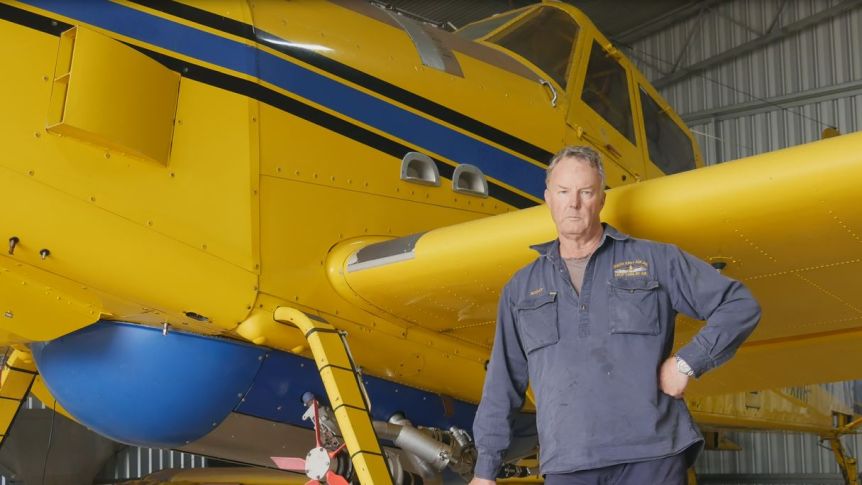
[274,307,393,485]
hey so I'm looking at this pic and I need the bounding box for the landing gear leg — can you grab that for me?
[825,415,862,485]
[827,435,859,485]
[274,307,393,485]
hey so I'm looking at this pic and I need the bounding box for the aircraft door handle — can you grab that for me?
[570,124,622,160]
[539,79,557,107]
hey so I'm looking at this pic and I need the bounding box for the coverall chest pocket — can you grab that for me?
[608,279,661,335]
[516,293,559,354]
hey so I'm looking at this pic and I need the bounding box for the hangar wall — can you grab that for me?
[697,428,862,484]
[693,382,861,482]
[0,396,207,483]
[98,445,207,482]
[625,0,862,482]
[625,0,862,165]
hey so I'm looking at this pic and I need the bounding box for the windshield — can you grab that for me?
[454,8,528,41]
[488,7,579,89]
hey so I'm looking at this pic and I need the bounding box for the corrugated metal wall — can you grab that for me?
[693,382,862,483]
[696,431,862,483]
[625,0,862,165]
[98,446,207,482]
[0,395,207,484]
[625,1,862,482]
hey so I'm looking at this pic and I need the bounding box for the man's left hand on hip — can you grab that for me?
[659,356,689,399]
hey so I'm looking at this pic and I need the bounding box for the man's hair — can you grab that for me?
[545,146,606,188]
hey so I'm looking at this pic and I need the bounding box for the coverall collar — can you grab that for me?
[530,223,629,262]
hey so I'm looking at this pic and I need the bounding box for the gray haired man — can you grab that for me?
[470,146,760,485]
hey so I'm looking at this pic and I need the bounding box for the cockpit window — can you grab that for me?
[488,7,579,89]
[581,41,636,144]
[455,8,528,41]
[640,87,696,174]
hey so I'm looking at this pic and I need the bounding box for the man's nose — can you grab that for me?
[569,194,581,208]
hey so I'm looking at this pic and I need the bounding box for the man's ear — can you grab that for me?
[544,188,551,206]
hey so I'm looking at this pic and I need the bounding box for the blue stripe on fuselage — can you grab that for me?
[24,0,546,198]
[26,0,258,74]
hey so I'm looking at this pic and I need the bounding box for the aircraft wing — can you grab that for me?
[327,131,862,397]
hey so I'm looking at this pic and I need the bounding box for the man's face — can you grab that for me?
[544,157,605,239]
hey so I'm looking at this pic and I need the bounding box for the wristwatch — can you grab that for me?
[675,355,695,377]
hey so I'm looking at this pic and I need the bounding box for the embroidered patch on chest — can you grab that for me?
[529,287,545,296]
[613,260,649,278]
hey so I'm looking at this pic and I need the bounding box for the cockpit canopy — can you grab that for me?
[457,5,698,177]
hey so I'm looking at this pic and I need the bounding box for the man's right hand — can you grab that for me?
[468,478,496,485]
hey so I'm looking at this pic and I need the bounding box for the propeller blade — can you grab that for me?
[328,443,347,458]
[326,471,351,485]
[271,456,307,471]
[312,399,322,447]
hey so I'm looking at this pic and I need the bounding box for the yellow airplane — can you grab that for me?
[1,1,861,484]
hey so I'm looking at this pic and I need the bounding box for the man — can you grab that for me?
[470,146,761,484]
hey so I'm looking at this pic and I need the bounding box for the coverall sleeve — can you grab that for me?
[666,245,762,378]
[472,285,529,480]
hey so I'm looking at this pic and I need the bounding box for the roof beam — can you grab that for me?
[611,0,723,45]
[654,0,862,89]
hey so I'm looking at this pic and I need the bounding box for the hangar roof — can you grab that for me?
[378,0,707,44]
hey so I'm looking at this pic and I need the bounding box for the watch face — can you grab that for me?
[676,358,693,375]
